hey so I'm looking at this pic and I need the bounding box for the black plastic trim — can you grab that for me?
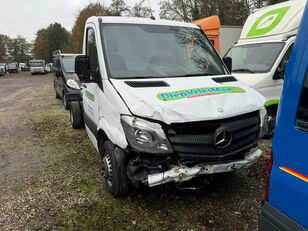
[212,76,237,83]
[259,201,308,231]
[124,81,170,88]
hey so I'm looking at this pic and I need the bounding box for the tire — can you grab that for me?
[264,107,277,138]
[63,95,70,110]
[55,88,61,99]
[100,141,129,197]
[70,101,83,129]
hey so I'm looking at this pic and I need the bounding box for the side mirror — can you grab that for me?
[223,57,232,73]
[273,60,288,80]
[75,55,90,82]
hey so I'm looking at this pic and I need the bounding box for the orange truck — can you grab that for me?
[193,15,242,56]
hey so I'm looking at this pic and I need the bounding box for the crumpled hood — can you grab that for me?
[111,76,265,124]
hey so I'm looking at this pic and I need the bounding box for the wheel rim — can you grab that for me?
[102,153,113,187]
[267,114,276,136]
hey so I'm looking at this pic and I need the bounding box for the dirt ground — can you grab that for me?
[0,72,272,231]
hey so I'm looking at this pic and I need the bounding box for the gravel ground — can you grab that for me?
[0,72,272,230]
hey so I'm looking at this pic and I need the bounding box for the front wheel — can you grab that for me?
[264,108,277,138]
[100,141,129,197]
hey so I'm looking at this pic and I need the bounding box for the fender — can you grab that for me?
[265,100,279,107]
[97,117,128,149]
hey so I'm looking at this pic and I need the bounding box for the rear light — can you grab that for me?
[265,149,273,201]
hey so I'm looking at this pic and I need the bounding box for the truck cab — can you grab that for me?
[259,3,308,230]
[225,0,307,136]
[75,16,268,196]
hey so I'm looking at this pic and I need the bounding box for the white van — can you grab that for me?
[29,59,46,75]
[74,16,267,196]
[225,0,307,136]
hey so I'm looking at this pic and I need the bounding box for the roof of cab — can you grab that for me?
[239,0,307,43]
[86,16,199,29]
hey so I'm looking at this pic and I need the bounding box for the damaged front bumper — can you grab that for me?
[146,149,262,187]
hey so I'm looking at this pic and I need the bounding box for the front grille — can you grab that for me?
[165,111,260,158]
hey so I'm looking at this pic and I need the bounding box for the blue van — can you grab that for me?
[259,3,308,231]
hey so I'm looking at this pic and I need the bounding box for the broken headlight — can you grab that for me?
[259,107,268,138]
[121,115,173,154]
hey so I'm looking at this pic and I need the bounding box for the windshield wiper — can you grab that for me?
[232,68,255,73]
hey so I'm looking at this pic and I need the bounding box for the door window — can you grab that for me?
[86,28,99,72]
[296,69,308,131]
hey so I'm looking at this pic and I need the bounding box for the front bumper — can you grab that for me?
[146,149,262,187]
[259,201,307,231]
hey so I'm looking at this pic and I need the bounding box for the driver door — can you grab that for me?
[83,26,101,138]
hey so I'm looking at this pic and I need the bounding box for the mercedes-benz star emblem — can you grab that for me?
[214,128,232,149]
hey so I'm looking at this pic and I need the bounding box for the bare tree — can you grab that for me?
[159,0,250,25]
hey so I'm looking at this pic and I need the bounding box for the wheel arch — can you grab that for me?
[97,118,128,151]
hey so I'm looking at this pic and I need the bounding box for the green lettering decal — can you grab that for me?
[85,90,95,102]
[247,6,290,37]
[157,87,246,101]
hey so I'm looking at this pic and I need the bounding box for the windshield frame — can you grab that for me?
[225,42,285,74]
[99,23,228,80]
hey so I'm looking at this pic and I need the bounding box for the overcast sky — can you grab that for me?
[0,0,160,43]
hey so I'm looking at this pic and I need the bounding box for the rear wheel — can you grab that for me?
[70,101,83,129]
[100,141,129,197]
[55,87,61,99]
[63,95,70,110]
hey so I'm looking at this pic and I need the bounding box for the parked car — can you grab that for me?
[74,16,268,197]
[225,0,307,137]
[0,63,7,74]
[259,3,308,230]
[0,63,6,76]
[53,50,82,110]
[7,62,19,73]
[20,63,29,71]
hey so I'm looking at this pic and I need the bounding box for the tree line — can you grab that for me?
[0,34,32,63]
[0,0,287,64]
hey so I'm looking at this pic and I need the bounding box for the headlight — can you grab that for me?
[259,107,268,138]
[66,79,80,90]
[121,115,173,154]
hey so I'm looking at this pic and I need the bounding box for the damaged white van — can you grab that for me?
[75,16,267,196]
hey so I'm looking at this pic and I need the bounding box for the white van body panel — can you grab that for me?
[220,25,242,57]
